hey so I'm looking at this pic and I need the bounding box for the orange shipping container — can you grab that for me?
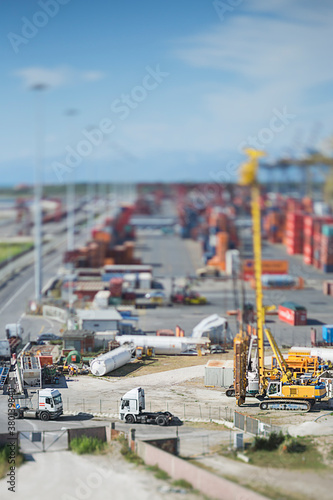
[216,232,228,260]
[243,259,288,279]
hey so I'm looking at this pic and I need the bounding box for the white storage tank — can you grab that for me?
[90,346,132,376]
[116,335,197,355]
[138,272,152,289]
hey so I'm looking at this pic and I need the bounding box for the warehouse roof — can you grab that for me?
[62,329,95,339]
[76,308,122,321]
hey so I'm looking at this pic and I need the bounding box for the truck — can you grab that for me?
[12,388,63,421]
[119,387,174,426]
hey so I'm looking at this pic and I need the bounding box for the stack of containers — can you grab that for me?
[303,215,315,265]
[216,232,229,263]
[265,210,285,243]
[313,217,333,268]
[321,225,333,273]
[285,212,304,254]
[109,278,123,297]
[303,216,333,265]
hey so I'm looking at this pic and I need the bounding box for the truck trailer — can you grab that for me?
[119,387,174,426]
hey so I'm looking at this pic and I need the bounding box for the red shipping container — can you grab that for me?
[278,303,307,326]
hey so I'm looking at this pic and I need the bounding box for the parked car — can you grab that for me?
[196,266,224,278]
[210,345,225,354]
[36,333,61,343]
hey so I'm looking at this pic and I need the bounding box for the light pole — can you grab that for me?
[32,83,47,304]
[65,109,79,252]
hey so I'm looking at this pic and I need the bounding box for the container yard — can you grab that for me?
[2,3,333,500]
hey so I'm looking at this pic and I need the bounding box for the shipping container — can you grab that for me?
[278,302,307,326]
[322,325,333,344]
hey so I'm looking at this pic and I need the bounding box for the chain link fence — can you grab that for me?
[64,397,235,422]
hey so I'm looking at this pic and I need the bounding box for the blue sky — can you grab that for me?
[1,0,333,185]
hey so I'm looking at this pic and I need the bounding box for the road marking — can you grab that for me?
[0,243,64,316]
[0,276,34,315]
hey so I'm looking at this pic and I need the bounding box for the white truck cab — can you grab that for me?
[119,387,174,426]
[120,387,145,420]
[14,388,63,421]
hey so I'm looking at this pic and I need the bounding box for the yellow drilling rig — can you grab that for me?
[232,149,326,412]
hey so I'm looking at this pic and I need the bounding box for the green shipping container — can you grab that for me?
[322,224,333,237]
[279,301,306,311]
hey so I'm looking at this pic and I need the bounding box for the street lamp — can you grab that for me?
[31,83,48,304]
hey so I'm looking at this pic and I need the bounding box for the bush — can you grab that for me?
[284,438,306,454]
[117,435,144,465]
[251,431,285,451]
[172,479,193,489]
[0,444,25,479]
[69,436,105,455]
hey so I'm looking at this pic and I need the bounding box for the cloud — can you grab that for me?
[14,66,105,88]
[82,71,105,82]
[174,3,333,90]
[14,66,72,88]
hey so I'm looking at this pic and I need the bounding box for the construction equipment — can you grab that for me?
[119,387,174,426]
[233,149,326,411]
[12,388,63,421]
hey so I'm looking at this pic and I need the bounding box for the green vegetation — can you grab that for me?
[117,434,144,465]
[171,478,193,489]
[0,444,24,479]
[251,431,285,451]
[146,464,170,480]
[0,242,33,264]
[69,436,106,455]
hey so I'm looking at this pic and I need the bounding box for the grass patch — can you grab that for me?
[117,435,144,465]
[0,444,25,479]
[171,479,193,489]
[146,464,170,480]
[69,436,106,455]
[247,435,323,469]
[106,353,233,378]
[0,242,33,263]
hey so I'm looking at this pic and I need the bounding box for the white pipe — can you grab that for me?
[115,335,208,355]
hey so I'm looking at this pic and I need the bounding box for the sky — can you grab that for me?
[1,0,333,185]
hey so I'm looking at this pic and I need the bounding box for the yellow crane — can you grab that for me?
[233,149,326,411]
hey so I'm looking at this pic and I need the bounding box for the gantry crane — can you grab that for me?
[233,149,326,411]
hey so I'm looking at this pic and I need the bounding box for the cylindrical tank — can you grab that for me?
[90,346,132,376]
[116,335,194,355]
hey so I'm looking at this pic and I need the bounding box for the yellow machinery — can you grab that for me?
[234,149,326,411]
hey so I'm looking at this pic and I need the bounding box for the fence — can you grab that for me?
[63,397,235,422]
[234,410,281,436]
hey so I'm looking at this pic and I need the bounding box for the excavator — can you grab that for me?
[232,149,326,412]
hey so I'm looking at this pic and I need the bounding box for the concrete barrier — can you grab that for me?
[42,305,68,323]
[135,439,268,500]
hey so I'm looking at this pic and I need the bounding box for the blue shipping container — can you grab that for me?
[322,325,333,343]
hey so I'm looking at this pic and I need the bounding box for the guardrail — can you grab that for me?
[0,237,66,287]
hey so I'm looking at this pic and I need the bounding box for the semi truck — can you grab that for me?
[12,388,63,421]
[119,387,174,426]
